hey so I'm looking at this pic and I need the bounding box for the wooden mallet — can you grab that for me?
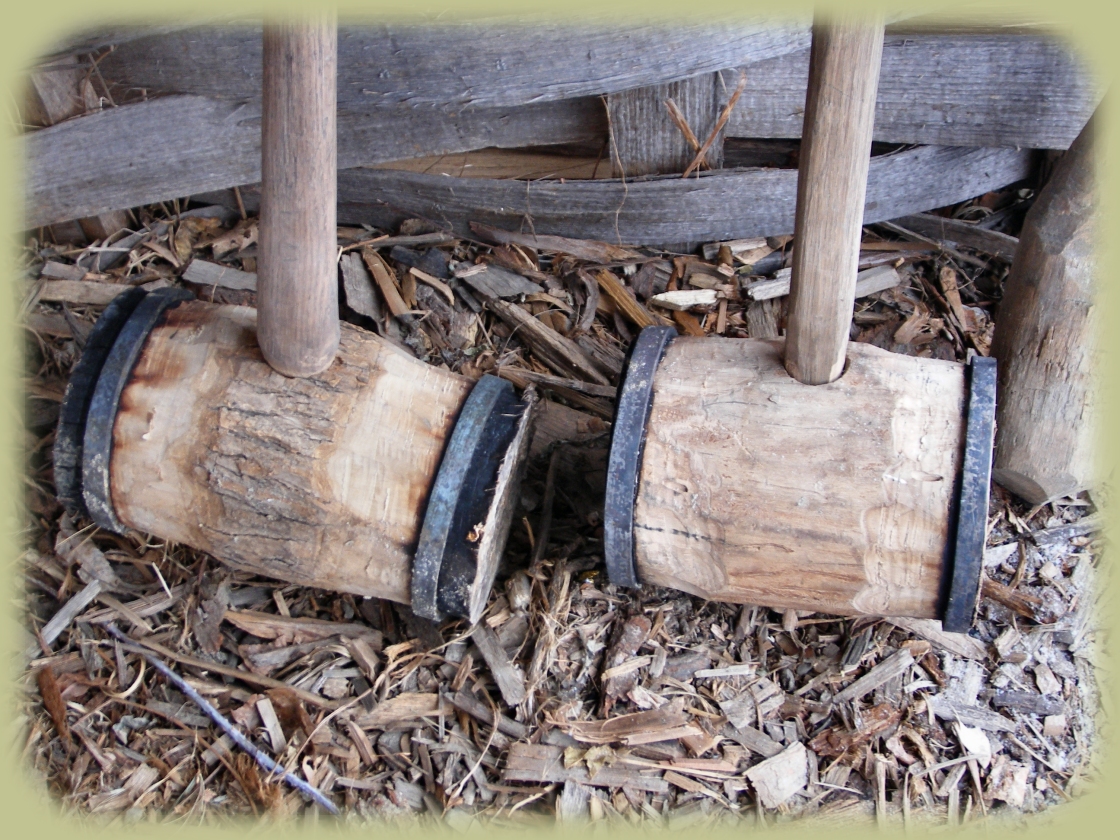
[605,17,997,631]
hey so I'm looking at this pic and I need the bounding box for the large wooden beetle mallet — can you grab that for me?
[604,19,997,632]
[53,18,535,624]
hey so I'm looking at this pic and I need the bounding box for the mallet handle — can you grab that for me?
[784,18,883,386]
[258,17,339,377]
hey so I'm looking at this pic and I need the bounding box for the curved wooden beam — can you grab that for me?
[332,145,1033,248]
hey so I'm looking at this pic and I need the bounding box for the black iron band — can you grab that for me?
[81,286,194,534]
[411,374,527,621]
[55,287,149,516]
[941,355,998,633]
[603,325,676,588]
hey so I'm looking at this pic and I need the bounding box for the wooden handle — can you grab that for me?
[784,18,884,385]
[258,17,339,377]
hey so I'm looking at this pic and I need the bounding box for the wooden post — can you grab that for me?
[108,301,469,606]
[258,17,340,377]
[784,19,884,385]
[990,113,1099,504]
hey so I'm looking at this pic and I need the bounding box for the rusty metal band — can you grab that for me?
[941,354,998,633]
[603,325,676,588]
[55,286,149,517]
[81,286,194,534]
[411,374,527,621]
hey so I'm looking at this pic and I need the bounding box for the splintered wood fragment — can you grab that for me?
[361,247,410,318]
[885,618,988,660]
[447,688,530,739]
[41,261,88,281]
[38,280,128,306]
[473,623,527,706]
[408,266,456,305]
[563,708,699,745]
[980,578,1057,623]
[891,213,1019,260]
[556,779,592,822]
[832,649,914,704]
[744,742,809,808]
[496,367,617,399]
[470,222,644,263]
[601,614,652,703]
[503,743,670,793]
[926,696,1015,732]
[721,724,785,758]
[487,299,610,385]
[256,696,287,753]
[718,678,783,728]
[339,251,382,320]
[182,258,258,291]
[22,312,74,337]
[36,665,72,744]
[702,237,770,260]
[223,609,383,647]
[591,269,661,328]
[24,579,103,660]
[456,264,543,298]
[695,663,756,679]
[746,264,900,301]
[354,692,443,728]
[991,691,1064,716]
[650,289,718,310]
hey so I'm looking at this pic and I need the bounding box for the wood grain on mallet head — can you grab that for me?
[785,18,884,385]
[258,17,339,377]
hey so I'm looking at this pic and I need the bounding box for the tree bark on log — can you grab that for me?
[990,114,1099,504]
[110,301,471,605]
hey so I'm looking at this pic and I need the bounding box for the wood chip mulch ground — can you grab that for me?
[16,177,1107,828]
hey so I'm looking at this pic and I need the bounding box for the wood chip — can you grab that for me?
[256,696,287,754]
[409,266,456,305]
[182,258,257,291]
[38,280,127,306]
[744,742,809,808]
[354,692,443,729]
[832,649,914,704]
[471,222,643,264]
[563,708,701,746]
[472,623,527,706]
[926,696,1015,732]
[503,742,669,793]
[886,618,989,660]
[649,289,718,310]
[457,264,543,298]
[591,269,660,328]
[222,609,383,647]
[745,264,900,302]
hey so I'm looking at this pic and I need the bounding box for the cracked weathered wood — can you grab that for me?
[333,144,1031,249]
[110,301,471,605]
[607,72,727,177]
[96,21,809,110]
[24,94,607,228]
[633,337,966,618]
[727,28,1098,149]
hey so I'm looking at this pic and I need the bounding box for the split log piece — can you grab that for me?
[990,112,1099,504]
